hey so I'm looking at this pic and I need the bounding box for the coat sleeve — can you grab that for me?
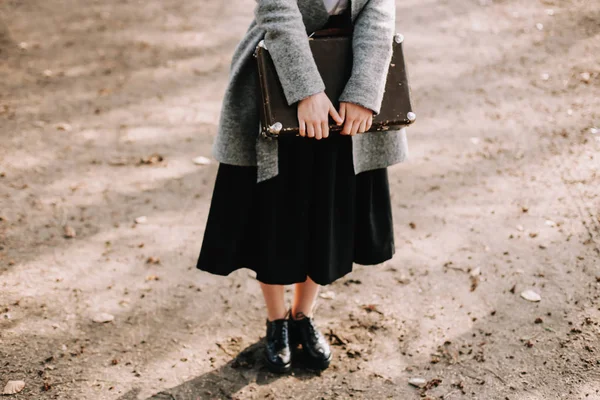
[254,0,325,105]
[338,0,395,115]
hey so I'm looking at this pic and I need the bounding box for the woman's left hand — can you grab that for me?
[339,102,373,135]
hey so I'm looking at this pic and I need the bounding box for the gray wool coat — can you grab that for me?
[212,0,409,182]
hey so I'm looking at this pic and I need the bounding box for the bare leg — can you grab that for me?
[259,282,287,321]
[291,276,320,320]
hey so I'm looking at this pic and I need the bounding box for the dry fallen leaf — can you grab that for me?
[146,275,160,281]
[470,276,479,292]
[146,256,160,264]
[139,153,164,165]
[469,268,481,291]
[55,122,72,131]
[108,157,129,166]
[3,380,25,395]
[362,304,383,315]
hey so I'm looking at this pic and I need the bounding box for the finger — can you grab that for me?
[322,121,329,139]
[358,119,367,134]
[299,120,306,137]
[329,102,343,125]
[350,120,359,136]
[314,122,323,140]
[307,122,315,138]
[341,118,353,135]
[339,103,346,123]
[366,115,373,131]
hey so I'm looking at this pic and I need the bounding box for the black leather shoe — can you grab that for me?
[263,317,292,373]
[288,312,332,370]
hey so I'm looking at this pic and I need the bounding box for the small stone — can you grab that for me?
[535,23,544,31]
[540,73,550,81]
[146,256,160,264]
[319,291,336,300]
[408,377,427,388]
[92,313,114,323]
[134,216,147,224]
[545,9,554,16]
[521,290,541,302]
[545,220,556,227]
[192,156,212,165]
[580,72,591,83]
[63,225,76,238]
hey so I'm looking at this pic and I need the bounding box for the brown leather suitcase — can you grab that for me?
[254,32,415,138]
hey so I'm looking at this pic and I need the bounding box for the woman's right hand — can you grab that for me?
[297,92,343,140]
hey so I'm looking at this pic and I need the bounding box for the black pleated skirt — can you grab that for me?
[196,133,395,285]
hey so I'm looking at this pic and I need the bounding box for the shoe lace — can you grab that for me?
[270,321,288,347]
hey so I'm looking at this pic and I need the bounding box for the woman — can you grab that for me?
[196,0,408,373]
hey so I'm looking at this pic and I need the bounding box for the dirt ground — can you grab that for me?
[1,0,599,399]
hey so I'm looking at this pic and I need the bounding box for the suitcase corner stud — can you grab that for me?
[407,112,416,123]
[268,122,282,135]
[394,33,404,44]
[254,40,268,57]
[261,122,282,139]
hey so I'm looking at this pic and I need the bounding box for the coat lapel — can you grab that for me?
[350,0,364,22]
[297,0,330,32]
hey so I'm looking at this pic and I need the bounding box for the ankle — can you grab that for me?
[267,310,288,322]
[290,308,312,321]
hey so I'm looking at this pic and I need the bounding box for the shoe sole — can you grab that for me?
[306,352,332,371]
[289,337,332,370]
[263,353,292,374]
